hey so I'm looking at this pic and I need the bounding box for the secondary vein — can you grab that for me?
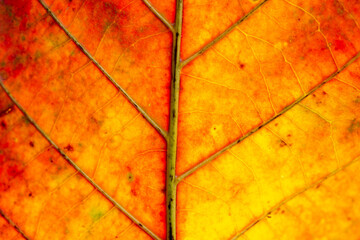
[230,155,360,240]
[0,80,162,240]
[177,51,360,183]
[142,0,175,33]
[0,208,31,240]
[37,0,168,140]
[181,0,270,67]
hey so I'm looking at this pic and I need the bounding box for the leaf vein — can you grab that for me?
[177,51,360,183]
[0,208,31,240]
[37,0,167,139]
[230,155,360,240]
[0,80,162,240]
[181,0,270,67]
[142,0,175,33]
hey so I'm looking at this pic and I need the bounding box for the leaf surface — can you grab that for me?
[1,0,360,239]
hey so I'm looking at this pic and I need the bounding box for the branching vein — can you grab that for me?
[0,80,161,240]
[37,0,168,139]
[284,0,339,70]
[230,155,360,240]
[177,51,360,183]
[142,0,175,33]
[181,0,270,67]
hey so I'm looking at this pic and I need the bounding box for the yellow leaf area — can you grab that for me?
[0,0,360,240]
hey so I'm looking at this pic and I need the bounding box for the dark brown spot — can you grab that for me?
[0,105,14,117]
[240,63,245,69]
[64,144,74,151]
[279,140,287,147]
[0,120,6,129]
[127,172,134,182]
[29,141,34,147]
[322,91,327,95]
[28,192,32,197]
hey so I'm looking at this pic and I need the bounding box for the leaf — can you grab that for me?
[1,0,360,239]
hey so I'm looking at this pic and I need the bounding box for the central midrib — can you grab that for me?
[166,0,183,239]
